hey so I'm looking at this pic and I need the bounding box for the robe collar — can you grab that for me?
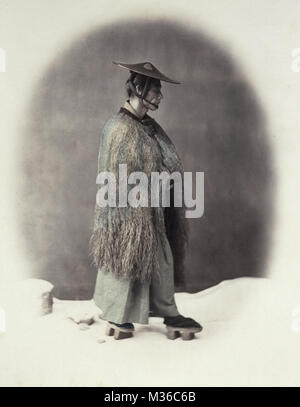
[119,100,155,126]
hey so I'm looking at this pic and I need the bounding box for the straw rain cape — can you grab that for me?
[89,106,189,286]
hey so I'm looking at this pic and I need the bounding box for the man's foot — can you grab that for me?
[108,321,134,330]
[163,314,203,330]
[163,315,203,340]
[106,321,134,340]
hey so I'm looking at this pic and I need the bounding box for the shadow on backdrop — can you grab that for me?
[20,19,274,299]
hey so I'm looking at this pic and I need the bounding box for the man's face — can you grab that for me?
[143,82,163,110]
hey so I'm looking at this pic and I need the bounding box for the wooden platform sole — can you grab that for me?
[105,322,134,340]
[166,326,202,340]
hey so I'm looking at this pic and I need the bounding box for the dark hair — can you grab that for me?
[125,72,161,98]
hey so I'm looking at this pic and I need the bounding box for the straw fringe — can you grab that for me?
[89,206,161,283]
[89,113,188,285]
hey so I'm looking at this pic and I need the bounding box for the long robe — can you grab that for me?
[94,231,180,324]
[89,102,188,323]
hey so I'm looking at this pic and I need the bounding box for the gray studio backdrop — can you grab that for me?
[19,19,274,299]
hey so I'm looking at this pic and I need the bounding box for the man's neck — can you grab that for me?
[124,99,148,119]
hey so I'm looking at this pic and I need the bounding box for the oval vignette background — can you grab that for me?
[19,19,274,299]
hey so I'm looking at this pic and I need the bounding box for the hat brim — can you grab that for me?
[112,61,181,84]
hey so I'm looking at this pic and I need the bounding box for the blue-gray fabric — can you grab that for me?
[94,233,179,324]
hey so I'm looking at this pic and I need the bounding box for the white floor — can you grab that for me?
[1,277,299,387]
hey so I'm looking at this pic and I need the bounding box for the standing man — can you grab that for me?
[90,61,202,340]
